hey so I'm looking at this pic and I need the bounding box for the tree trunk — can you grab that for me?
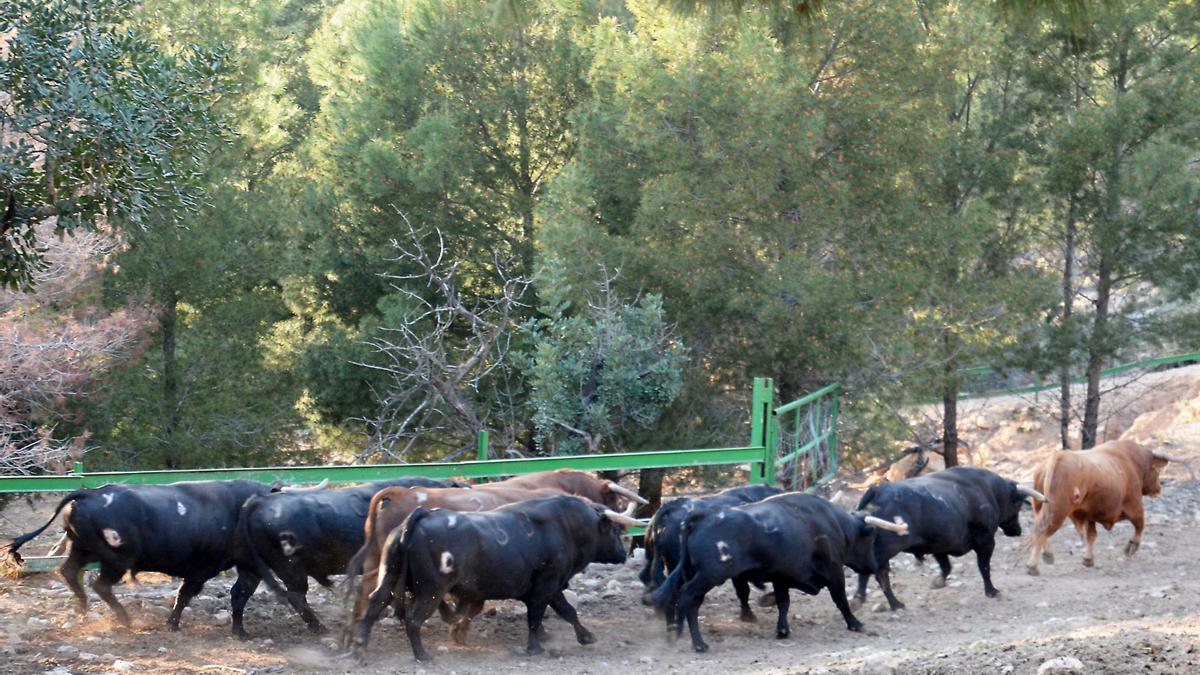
[1081,258,1112,449]
[635,468,664,519]
[941,328,959,467]
[161,283,179,468]
[1059,196,1076,449]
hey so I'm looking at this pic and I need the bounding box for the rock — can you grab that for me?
[603,580,622,598]
[212,610,231,625]
[79,654,98,662]
[1037,656,1085,674]
[1036,601,1050,609]
[562,589,579,605]
[111,660,136,672]
[871,602,889,613]
[156,648,167,654]
[638,656,653,664]
[42,668,73,675]
[436,645,449,653]
[56,645,79,654]
[860,652,897,674]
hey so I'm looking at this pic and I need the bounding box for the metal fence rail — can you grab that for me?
[765,383,840,492]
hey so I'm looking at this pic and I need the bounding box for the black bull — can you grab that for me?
[639,484,782,620]
[853,466,1042,610]
[2,480,270,629]
[351,495,640,662]
[646,492,908,653]
[231,476,464,638]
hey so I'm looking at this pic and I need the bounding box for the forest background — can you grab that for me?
[2,0,1199,503]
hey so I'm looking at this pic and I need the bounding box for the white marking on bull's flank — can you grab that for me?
[102,493,114,507]
[469,496,484,510]
[272,504,283,519]
[103,528,122,548]
[717,541,732,562]
[446,515,457,528]
[280,533,299,556]
[440,551,454,574]
[416,492,428,504]
[717,512,726,520]
[496,529,510,546]
[176,501,187,516]
[683,502,694,513]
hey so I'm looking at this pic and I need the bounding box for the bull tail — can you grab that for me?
[644,511,703,611]
[2,490,88,567]
[367,508,429,629]
[638,519,658,589]
[340,542,369,610]
[235,496,290,600]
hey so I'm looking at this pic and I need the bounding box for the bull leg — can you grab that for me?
[403,590,443,663]
[449,600,484,645]
[676,577,711,652]
[1041,540,1056,565]
[930,553,952,589]
[353,574,399,656]
[166,577,206,630]
[230,567,261,639]
[1083,521,1098,566]
[58,546,90,616]
[1027,509,1068,576]
[772,585,791,639]
[92,565,132,627]
[733,577,756,622]
[280,575,325,634]
[827,567,863,632]
[873,562,905,610]
[548,592,595,646]
[851,572,869,610]
[974,539,999,597]
[1125,511,1144,558]
[524,601,550,656]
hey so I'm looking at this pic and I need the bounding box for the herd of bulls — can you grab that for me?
[0,439,1186,662]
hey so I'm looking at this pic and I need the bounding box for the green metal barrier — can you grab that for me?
[953,351,1200,402]
[769,383,840,492]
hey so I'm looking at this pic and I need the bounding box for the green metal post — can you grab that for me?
[72,462,84,475]
[749,377,774,485]
[829,385,840,475]
[477,429,489,462]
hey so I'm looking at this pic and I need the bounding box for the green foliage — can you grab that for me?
[529,262,686,455]
[0,0,230,289]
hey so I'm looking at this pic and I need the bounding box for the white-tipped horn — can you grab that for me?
[1016,484,1046,502]
[602,508,647,528]
[281,478,330,492]
[621,501,638,517]
[606,481,650,505]
[1152,450,1187,463]
[864,515,909,535]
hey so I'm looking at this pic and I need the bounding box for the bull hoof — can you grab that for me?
[1124,541,1139,557]
[776,627,789,639]
[233,629,250,641]
[1025,565,1040,576]
[847,620,864,633]
[888,600,906,611]
[307,622,327,635]
[576,629,596,645]
[930,576,947,590]
[985,589,1000,599]
[526,643,545,656]
[739,610,756,623]
[1042,551,1055,565]
[412,652,431,664]
[693,641,710,653]
[1082,557,1094,568]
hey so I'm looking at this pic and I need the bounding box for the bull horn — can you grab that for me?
[281,478,330,492]
[864,515,909,535]
[621,501,638,517]
[1016,484,1046,502]
[602,508,647,529]
[1152,450,1187,463]
[1153,450,1198,480]
[606,481,650,505]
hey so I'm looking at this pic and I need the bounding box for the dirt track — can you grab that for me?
[2,478,1199,675]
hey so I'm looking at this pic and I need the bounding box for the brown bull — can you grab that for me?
[476,469,648,512]
[1026,439,1183,574]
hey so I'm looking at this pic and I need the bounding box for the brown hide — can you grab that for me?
[477,469,627,510]
[1026,439,1169,572]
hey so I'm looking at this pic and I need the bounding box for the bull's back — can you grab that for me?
[1044,451,1138,520]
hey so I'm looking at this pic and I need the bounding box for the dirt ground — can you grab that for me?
[4,366,1200,674]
